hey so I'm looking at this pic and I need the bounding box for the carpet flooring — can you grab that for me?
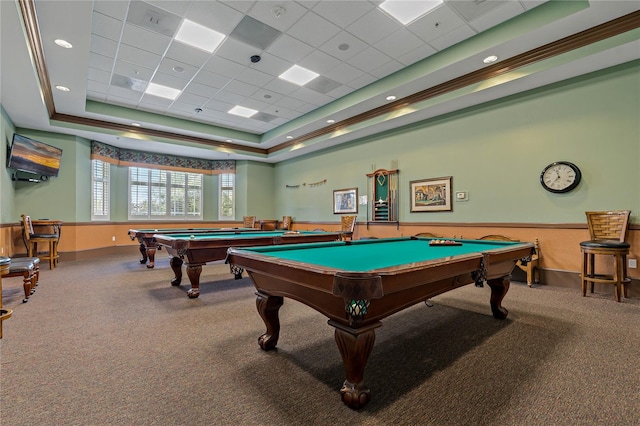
[1,248,639,425]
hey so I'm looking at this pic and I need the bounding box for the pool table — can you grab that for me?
[128,227,258,268]
[225,236,535,410]
[153,230,343,298]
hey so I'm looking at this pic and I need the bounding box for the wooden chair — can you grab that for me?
[340,215,357,241]
[281,216,292,230]
[479,235,540,287]
[580,210,631,302]
[242,216,256,228]
[21,215,58,269]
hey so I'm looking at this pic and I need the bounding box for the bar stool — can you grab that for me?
[580,210,631,302]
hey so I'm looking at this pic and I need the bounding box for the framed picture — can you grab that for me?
[333,188,358,214]
[410,176,452,212]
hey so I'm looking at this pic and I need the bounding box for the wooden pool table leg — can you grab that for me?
[138,242,148,264]
[146,246,157,269]
[186,264,203,298]
[330,320,382,410]
[255,292,283,350]
[169,256,183,286]
[486,276,510,320]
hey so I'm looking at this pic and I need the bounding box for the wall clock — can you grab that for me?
[540,161,581,193]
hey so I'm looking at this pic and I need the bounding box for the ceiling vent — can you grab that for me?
[126,1,182,37]
[111,74,147,92]
[251,112,278,123]
[306,76,341,95]
[229,15,282,50]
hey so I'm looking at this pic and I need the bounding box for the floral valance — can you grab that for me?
[90,141,234,174]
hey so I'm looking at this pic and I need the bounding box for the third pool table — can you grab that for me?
[225,236,535,409]
[153,230,342,298]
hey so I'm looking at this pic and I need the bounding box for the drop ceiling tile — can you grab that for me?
[91,11,124,41]
[312,0,375,29]
[90,34,118,58]
[347,73,377,90]
[289,86,332,106]
[113,60,154,82]
[126,1,182,37]
[121,23,172,56]
[89,52,115,72]
[251,89,284,104]
[88,67,112,84]
[117,44,162,70]
[105,95,139,108]
[203,99,235,114]
[447,0,506,22]
[376,28,425,59]
[108,85,145,101]
[146,1,191,18]
[235,67,275,87]
[224,79,260,97]
[87,91,108,102]
[183,81,220,98]
[93,0,129,20]
[203,56,245,78]
[261,102,291,116]
[407,5,466,43]
[215,37,260,68]
[165,41,211,68]
[87,79,109,95]
[325,84,356,99]
[248,1,307,32]
[229,15,282,50]
[319,31,368,61]
[299,49,342,75]
[157,58,199,81]
[191,69,231,89]
[324,62,365,85]
[273,96,305,111]
[266,34,314,63]
[287,11,341,48]
[238,97,270,111]
[175,92,209,108]
[262,78,298,96]
[185,0,244,34]
[220,0,254,15]
[151,71,189,91]
[346,8,400,45]
[397,43,438,66]
[248,53,291,78]
[111,73,147,91]
[213,90,247,105]
[348,46,393,73]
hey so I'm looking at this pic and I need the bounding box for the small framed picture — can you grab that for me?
[410,176,452,212]
[333,188,358,214]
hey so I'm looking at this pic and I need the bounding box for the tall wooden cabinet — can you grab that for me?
[366,168,399,227]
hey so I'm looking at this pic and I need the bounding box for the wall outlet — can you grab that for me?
[629,259,637,269]
[112,236,116,242]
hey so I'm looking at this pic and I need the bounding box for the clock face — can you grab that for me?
[540,161,581,193]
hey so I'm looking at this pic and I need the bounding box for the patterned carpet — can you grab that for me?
[1,248,639,425]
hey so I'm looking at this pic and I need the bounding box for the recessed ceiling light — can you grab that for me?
[279,65,319,86]
[55,85,70,92]
[483,55,498,64]
[326,119,335,124]
[145,82,181,100]
[228,105,258,118]
[286,135,293,139]
[172,66,184,73]
[175,19,225,53]
[338,43,350,51]
[386,95,397,101]
[225,139,232,143]
[131,122,141,127]
[379,0,443,26]
[54,39,72,49]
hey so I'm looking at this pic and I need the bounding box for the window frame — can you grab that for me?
[218,173,235,220]
[91,159,110,221]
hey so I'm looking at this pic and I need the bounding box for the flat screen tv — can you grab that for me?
[7,133,63,178]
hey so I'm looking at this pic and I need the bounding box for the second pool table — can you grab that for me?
[153,230,342,298]
[225,236,535,409]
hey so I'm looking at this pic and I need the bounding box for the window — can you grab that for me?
[129,167,203,220]
[219,173,235,220]
[91,159,110,220]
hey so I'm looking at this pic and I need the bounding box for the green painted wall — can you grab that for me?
[1,62,639,227]
[273,62,640,224]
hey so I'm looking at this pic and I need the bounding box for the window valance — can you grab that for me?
[90,141,235,174]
